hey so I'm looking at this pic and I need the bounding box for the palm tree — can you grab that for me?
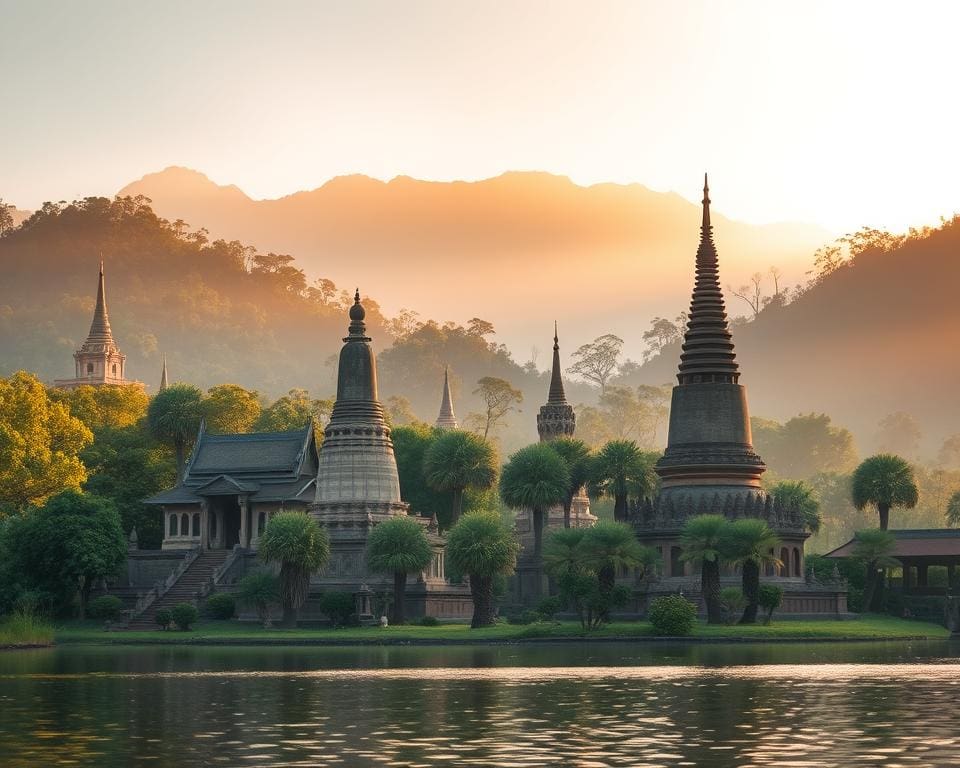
[548,437,592,528]
[680,514,729,624]
[446,510,520,627]
[543,527,588,578]
[581,521,657,620]
[423,430,498,526]
[499,443,570,564]
[852,454,919,530]
[851,528,899,611]
[770,480,822,533]
[589,440,658,522]
[365,515,434,625]
[947,491,960,527]
[147,383,204,481]
[720,517,781,624]
[258,512,330,627]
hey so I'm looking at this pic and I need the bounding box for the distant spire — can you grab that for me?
[347,287,368,340]
[84,258,114,345]
[159,353,169,391]
[675,175,740,385]
[547,321,567,405]
[435,366,459,429]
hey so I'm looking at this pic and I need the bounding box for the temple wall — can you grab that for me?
[122,550,190,588]
[666,383,752,446]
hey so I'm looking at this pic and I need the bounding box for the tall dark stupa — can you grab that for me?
[633,177,811,588]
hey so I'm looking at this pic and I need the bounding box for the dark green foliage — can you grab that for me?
[852,454,919,530]
[758,584,784,625]
[648,595,697,636]
[171,603,199,631]
[366,515,434,625]
[850,528,900,611]
[87,595,123,621]
[204,592,236,620]
[81,425,175,549]
[548,437,592,528]
[680,515,728,624]
[259,512,330,627]
[147,384,205,478]
[770,480,823,533]
[589,440,659,522]
[719,518,781,624]
[419,615,439,627]
[424,430,498,526]
[507,610,541,625]
[719,587,747,625]
[155,608,173,630]
[235,570,279,626]
[1,490,126,618]
[536,596,562,620]
[318,592,356,628]
[947,491,960,527]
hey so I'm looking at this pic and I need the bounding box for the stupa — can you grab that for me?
[434,366,459,429]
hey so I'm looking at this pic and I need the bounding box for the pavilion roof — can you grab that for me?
[825,529,960,559]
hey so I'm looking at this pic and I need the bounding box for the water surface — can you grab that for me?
[2,640,959,767]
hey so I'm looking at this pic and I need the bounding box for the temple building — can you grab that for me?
[147,422,318,551]
[54,262,141,390]
[629,177,845,615]
[434,367,459,429]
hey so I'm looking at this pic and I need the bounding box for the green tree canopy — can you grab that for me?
[258,511,330,627]
[0,371,92,516]
[548,437,592,528]
[365,515,433,625]
[680,514,729,624]
[499,442,570,564]
[446,510,519,628]
[255,388,332,434]
[850,528,900,611]
[52,384,149,432]
[720,517,781,625]
[852,454,919,530]
[588,439,659,522]
[2,490,125,617]
[423,430,498,526]
[751,413,858,479]
[203,384,262,434]
[947,491,960,527]
[147,383,204,480]
[770,480,823,533]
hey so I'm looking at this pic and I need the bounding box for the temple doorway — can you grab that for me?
[210,496,242,549]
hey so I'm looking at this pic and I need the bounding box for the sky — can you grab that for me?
[2,0,959,232]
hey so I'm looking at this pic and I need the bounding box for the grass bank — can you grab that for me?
[0,611,55,649]
[55,615,949,646]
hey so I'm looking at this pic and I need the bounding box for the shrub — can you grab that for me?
[87,595,124,621]
[236,570,279,627]
[648,595,697,636]
[537,596,562,621]
[758,584,784,625]
[204,592,236,620]
[319,591,355,628]
[719,587,747,625]
[155,608,173,630]
[170,603,199,631]
[419,615,439,627]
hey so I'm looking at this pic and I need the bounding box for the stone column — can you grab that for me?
[947,563,956,591]
[199,499,209,550]
[239,496,249,548]
[918,564,929,588]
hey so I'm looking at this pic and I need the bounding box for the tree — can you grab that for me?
[852,454,919,530]
[469,377,522,439]
[203,384,262,434]
[850,528,899,611]
[720,518,781,625]
[770,480,822,533]
[938,435,960,469]
[730,272,766,319]
[255,388,333,433]
[567,334,623,393]
[147,383,204,481]
[446,511,519,628]
[680,514,728,624]
[581,521,656,621]
[751,413,858,479]
[423,430,498,526]
[235,570,279,627]
[258,512,330,627]
[548,437,592,528]
[948,491,960,527]
[3,490,125,618]
[499,443,570,578]
[642,316,683,361]
[0,199,14,235]
[384,395,418,426]
[53,384,149,431]
[589,440,658,522]
[365,515,433,625]
[0,371,92,516]
[875,412,922,459]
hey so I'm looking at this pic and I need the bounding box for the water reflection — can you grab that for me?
[1,642,960,767]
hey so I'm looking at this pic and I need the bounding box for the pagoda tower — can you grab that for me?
[435,366,459,429]
[54,262,140,390]
[516,324,596,558]
[633,176,807,580]
[159,354,169,391]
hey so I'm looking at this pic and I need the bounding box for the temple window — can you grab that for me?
[765,548,776,577]
[192,513,200,537]
[257,512,266,536]
[112,363,117,376]
[780,547,790,576]
[169,514,177,537]
[180,513,189,536]
[86,363,94,375]
[210,513,217,539]
[670,546,684,577]
[793,548,802,578]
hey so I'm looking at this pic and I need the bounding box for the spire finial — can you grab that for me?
[347,286,367,338]
[702,172,711,230]
[553,320,559,348]
[354,288,360,304]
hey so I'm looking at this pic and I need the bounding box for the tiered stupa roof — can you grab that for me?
[435,367,459,429]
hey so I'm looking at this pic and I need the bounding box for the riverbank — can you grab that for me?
[54,615,949,646]
[0,612,55,649]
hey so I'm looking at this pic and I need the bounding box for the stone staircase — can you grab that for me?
[127,550,230,630]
